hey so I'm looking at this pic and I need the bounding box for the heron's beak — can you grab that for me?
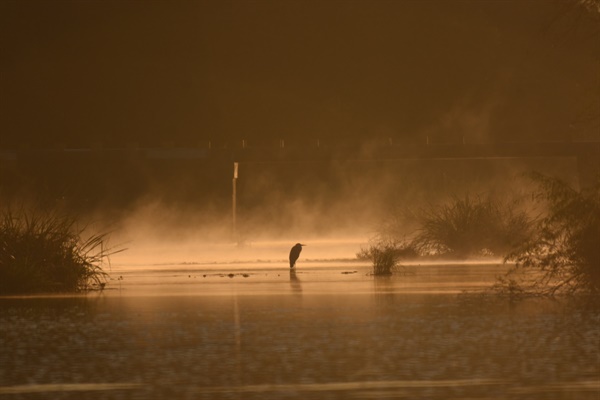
[300,244,307,246]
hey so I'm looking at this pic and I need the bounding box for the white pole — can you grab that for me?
[232,162,238,240]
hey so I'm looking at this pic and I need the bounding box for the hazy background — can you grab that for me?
[0,0,597,261]
[1,0,598,147]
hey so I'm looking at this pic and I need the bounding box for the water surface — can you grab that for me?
[1,260,598,399]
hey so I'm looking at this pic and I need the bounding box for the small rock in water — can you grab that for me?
[228,273,235,278]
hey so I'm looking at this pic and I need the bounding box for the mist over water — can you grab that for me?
[94,155,580,270]
[111,237,367,267]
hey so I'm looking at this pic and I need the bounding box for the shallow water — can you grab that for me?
[1,260,599,399]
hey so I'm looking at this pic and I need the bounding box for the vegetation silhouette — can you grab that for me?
[0,208,119,294]
[411,195,531,258]
[359,195,531,274]
[362,172,599,296]
[357,239,416,276]
[497,173,600,296]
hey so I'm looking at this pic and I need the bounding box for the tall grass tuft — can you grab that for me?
[412,195,531,258]
[358,239,417,276]
[501,173,600,296]
[0,209,115,294]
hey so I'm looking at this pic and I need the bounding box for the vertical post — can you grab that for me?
[232,162,238,240]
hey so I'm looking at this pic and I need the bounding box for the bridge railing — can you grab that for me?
[1,140,598,162]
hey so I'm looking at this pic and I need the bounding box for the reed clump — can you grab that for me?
[0,209,114,294]
[358,239,417,276]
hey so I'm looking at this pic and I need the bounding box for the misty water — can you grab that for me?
[1,241,598,399]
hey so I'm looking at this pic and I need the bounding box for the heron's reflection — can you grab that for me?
[289,269,302,293]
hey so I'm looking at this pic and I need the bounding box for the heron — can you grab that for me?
[289,243,306,268]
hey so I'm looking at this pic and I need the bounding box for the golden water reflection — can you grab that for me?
[0,262,598,399]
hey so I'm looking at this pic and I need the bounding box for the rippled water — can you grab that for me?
[1,260,599,399]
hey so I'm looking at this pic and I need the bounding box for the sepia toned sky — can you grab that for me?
[1,0,598,148]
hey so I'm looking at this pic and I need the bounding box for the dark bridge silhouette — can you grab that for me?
[231,140,599,187]
[1,140,598,187]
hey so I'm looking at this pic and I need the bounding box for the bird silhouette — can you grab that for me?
[289,243,306,268]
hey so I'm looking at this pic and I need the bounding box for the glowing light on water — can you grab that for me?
[111,237,369,267]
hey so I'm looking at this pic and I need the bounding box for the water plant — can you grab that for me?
[361,194,532,274]
[0,209,116,294]
[500,173,600,296]
[411,195,531,258]
[358,238,417,275]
